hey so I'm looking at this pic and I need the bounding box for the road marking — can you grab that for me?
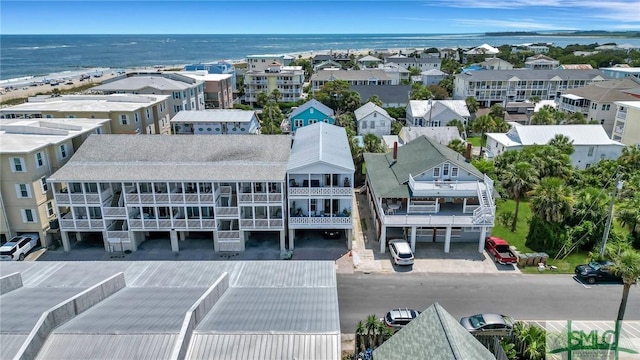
[573,276,591,289]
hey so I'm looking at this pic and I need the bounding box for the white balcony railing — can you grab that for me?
[216,207,239,217]
[103,207,127,218]
[289,187,353,196]
[289,216,352,225]
[218,230,240,239]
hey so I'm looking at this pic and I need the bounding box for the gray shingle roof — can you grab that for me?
[364,135,482,198]
[311,69,393,82]
[49,134,292,182]
[455,69,607,81]
[93,75,196,91]
[560,78,640,102]
[287,122,354,173]
[373,302,496,360]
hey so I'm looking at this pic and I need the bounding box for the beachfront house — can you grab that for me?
[183,60,237,91]
[170,109,260,135]
[0,118,109,247]
[364,136,496,254]
[355,102,395,137]
[524,55,560,70]
[612,101,640,145]
[90,73,205,119]
[485,123,625,168]
[479,57,514,70]
[287,123,354,248]
[174,71,234,109]
[453,69,609,107]
[383,55,441,71]
[406,100,470,128]
[47,134,291,253]
[0,94,171,135]
[243,62,304,104]
[557,78,640,136]
[283,99,335,133]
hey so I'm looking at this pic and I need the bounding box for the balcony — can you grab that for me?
[289,187,353,196]
[408,177,484,198]
[238,193,283,203]
[289,215,352,228]
[616,111,627,121]
[54,187,111,205]
[240,218,283,229]
[59,216,104,230]
[216,206,239,217]
[103,207,127,218]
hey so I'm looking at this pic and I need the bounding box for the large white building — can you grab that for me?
[453,69,608,107]
[48,135,292,253]
[613,101,640,146]
[171,109,261,135]
[485,123,625,169]
[406,100,470,128]
[243,62,304,104]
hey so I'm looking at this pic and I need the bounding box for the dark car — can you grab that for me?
[323,230,341,239]
[383,308,421,331]
[460,313,515,334]
[575,261,621,284]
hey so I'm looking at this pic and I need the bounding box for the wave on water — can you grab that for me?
[14,44,75,50]
[111,42,138,46]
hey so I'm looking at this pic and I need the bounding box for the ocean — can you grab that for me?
[2,33,640,83]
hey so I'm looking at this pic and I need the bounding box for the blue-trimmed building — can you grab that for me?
[183,61,237,90]
[285,99,335,133]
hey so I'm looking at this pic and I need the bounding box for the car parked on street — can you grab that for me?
[388,239,414,266]
[0,234,39,261]
[574,261,621,284]
[383,308,421,331]
[459,313,515,335]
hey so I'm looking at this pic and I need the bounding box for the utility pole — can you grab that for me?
[599,170,623,257]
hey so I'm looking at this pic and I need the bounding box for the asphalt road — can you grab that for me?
[338,273,640,333]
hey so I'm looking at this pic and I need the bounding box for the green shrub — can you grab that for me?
[498,212,515,228]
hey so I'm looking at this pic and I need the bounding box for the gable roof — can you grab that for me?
[358,55,382,62]
[373,303,496,360]
[465,44,499,55]
[92,75,196,91]
[409,100,470,118]
[488,123,625,147]
[399,126,463,145]
[350,85,412,105]
[456,69,606,81]
[170,109,257,123]
[288,99,335,119]
[364,136,482,197]
[287,122,354,172]
[560,78,640,103]
[311,69,393,82]
[421,69,447,76]
[354,102,393,121]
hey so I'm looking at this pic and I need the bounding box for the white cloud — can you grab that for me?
[453,18,570,30]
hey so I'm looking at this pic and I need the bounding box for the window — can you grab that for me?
[95,127,102,134]
[443,163,450,176]
[310,108,314,114]
[602,104,611,111]
[35,152,46,168]
[22,209,36,223]
[47,202,55,217]
[370,120,375,128]
[361,121,367,129]
[310,199,317,212]
[588,146,595,157]
[451,167,459,177]
[59,144,68,159]
[120,114,128,125]
[134,112,140,123]
[433,167,440,177]
[16,184,31,198]
[40,177,48,193]
[309,119,318,125]
[10,157,25,172]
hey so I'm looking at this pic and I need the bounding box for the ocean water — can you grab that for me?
[2,33,640,82]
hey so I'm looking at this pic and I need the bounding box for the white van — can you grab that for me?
[0,234,39,261]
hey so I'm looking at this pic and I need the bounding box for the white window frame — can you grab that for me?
[16,184,32,198]
[294,119,303,128]
[587,146,595,157]
[40,177,48,193]
[451,167,459,178]
[433,167,441,178]
[443,163,450,176]
[10,157,26,172]
[120,114,128,125]
[59,144,68,159]
[35,152,46,168]
[21,209,37,223]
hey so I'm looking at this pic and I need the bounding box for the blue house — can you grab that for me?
[287,99,335,133]
[183,61,237,90]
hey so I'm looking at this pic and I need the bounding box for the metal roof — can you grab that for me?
[1,261,339,360]
[409,100,471,118]
[48,134,292,182]
[288,99,334,119]
[170,109,257,123]
[311,69,393,82]
[287,122,355,173]
[0,94,170,113]
[354,102,393,121]
[398,126,463,145]
[489,123,625,146]
[92,75,197,91]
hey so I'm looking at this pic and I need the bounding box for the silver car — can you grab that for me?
[459,313,515,335]
[388,239,414,266]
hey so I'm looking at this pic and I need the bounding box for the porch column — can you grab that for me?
[479,226,487,253]
[213,230,219,252]
[102,231,109,252]
[288,229,295,250]
[179,231,186,241]
[444,226,452,253]
[170,230,180,252]
[410,226,416,252]
[463,198,467,213]
[76,232,82,242]
[61,231,71,252]
[240,230,246,251]
[346,229,352,250]
[280,230,286,253]
[379,226,387,253]
[130,230,138,251]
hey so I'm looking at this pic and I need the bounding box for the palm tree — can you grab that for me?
[566,112,587,124]
[365,314,378,349]
[355,321,365,353]
[447,119,466,137]
[611,250,640,322]
[618,145,640,171]
[548,134,574,155]
[363,133,385,153]
[471,114,495,158]
[489,104,505,120]
[530,107,554,125]
[501,161,539,231]
[447,139,467,155]
[465,96,479,120]
[529,177,574,223]
[616,196,640,238]
[367,95,383,107]
[270,89,281,104]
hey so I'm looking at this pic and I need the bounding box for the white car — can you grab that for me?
[388,239,414,266]
[0,234,39,261]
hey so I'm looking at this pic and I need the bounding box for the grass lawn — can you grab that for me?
[466,136,482,147]
[492,199,591,274]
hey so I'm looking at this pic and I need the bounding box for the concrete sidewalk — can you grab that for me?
[349,188,521,275]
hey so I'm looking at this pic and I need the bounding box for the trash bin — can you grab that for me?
[539,252,549,265]
[518,253,529,268]
[530,252,542,266]
[525,253,537,267]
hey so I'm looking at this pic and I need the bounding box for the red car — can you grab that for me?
[485,236,517,265]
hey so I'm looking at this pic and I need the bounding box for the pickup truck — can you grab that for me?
[485,236,518,265]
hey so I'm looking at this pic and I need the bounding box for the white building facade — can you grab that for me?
[355,102,394,137]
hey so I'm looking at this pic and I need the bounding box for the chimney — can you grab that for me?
[465,143,473,161]
[393,142,398,161]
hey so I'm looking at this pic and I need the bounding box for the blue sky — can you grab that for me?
[1,0,639,34]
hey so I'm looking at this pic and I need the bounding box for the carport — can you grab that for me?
[245,231,282,253]
[69,231,106,250]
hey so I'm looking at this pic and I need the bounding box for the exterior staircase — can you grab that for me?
[472,175,495,225]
